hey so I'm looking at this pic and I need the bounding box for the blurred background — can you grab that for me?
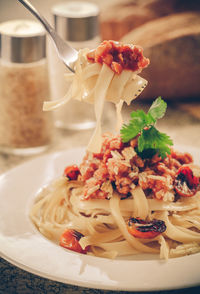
[1,0,200,102]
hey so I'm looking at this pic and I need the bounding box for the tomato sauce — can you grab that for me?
[87,40,150,74]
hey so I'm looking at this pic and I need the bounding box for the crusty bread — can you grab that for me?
[121,12,200,100]
[100,2,157,41]
[100,0,200,41]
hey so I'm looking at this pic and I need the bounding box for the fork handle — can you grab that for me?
[17,0,54,36]
[17,0,77,72]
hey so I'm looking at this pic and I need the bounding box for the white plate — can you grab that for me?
[0,146,200,291]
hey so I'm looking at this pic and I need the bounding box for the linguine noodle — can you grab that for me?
[30,155,200,259]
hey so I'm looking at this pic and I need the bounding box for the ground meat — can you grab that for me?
[139,172,169,200]
[78,134,195,200]
[101,133,123,153]
[155,162,176,177]
[131,155,145,168]
[116,177,132,194]
[87,40,149,74]
[170,149,193,165]
[80,162,98,181]
[107,158,130,181]
[93,163,108,182]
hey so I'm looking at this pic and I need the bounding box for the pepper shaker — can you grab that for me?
[48,1,101,130]
[0,19,53,155]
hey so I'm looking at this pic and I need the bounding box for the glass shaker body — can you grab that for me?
[0,59,53,155]
[49,1,101,130]
[48,37,100,130]
[0,20,53,155]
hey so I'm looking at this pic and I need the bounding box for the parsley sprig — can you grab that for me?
[120,97,173,159]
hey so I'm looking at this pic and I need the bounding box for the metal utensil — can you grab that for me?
[17,0,78,72]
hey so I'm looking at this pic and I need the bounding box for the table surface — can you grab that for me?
[1,100,200,294]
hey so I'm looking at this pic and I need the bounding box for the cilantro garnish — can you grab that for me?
[120,97,173,159]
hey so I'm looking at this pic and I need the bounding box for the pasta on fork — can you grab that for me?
[44,40,149,152]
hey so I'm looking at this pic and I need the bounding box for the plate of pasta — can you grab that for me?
[0,40,200,291]
[0,144,200,291]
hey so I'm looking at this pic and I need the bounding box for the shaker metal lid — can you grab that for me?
[0,20,46,63]
[52,1,99,42]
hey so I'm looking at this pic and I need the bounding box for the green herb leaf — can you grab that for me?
[120,110,155,143]
[138,126,173,159]
[148,96,167,120]
[121,110,145,143]
[120,97,173,159]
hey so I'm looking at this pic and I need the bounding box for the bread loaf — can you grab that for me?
[100,0,200,41]
[100,1,157,41]
[121,12,200,100]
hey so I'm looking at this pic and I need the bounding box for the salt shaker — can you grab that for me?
[48,1,101,130]
[0,20,53,155]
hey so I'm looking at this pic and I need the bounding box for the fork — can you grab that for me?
[17,0,78,72]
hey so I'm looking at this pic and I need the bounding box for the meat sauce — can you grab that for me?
[67,133,196,201]
[87,40,150,74]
